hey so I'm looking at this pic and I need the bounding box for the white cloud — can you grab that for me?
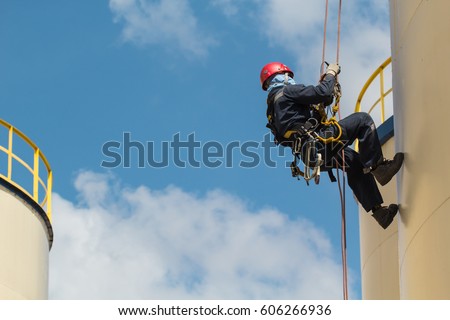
[49,171,354,299]
[259,0,325,45]
[109,0,216,57]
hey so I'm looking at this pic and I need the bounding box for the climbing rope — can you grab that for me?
[321,0,329,76]
[287,0,348,300]
[321,0,349,300]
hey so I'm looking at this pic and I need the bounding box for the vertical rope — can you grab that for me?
[321,0,329,76]
[336,0,342,65]
[322,0,348,300]
[335,0,349,301]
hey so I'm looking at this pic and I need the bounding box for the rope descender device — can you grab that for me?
[290,121,324,186]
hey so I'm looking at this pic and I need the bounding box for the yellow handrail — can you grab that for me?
[354,57,392,123]
[0,119,52,222]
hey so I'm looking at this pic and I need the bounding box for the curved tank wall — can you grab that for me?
[390,0,450,299]
[0,181,52,299]
[359,118,400,299]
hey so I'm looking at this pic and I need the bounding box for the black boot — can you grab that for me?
[371,204,398,229]
[371,152,404,186]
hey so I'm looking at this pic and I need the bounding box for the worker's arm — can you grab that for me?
[283,74,336,105]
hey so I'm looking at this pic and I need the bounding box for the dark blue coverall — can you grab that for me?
[266,74,383,212]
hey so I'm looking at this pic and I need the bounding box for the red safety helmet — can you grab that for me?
[260,62,294,91]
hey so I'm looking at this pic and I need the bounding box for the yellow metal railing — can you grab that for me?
[354,57,393,123]
[0,119,52,222]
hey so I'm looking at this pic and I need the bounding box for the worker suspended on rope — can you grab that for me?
[260,61,404,229]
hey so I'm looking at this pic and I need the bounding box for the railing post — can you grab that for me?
[7,127,13,180]
[47,170,52,222]
[380,68,386,123]
[33,148,40,202]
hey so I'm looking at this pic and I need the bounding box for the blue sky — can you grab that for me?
[0,0,392,299]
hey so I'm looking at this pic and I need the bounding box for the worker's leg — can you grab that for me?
[332,147,383,212]
[330,148,398,229]
[337,112,404,186]
[337,112,382,168]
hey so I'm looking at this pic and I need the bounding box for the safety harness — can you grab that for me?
[266,77,343,185]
